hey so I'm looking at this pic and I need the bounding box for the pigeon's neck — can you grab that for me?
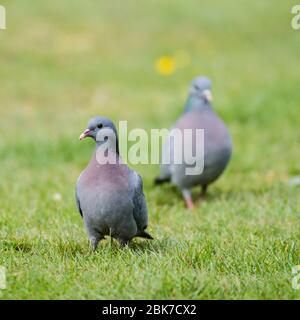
[184,95,212,112]
[95,139,119,155]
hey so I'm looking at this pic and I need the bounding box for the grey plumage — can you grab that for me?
[155,76,232,209]
[76,116,153,250]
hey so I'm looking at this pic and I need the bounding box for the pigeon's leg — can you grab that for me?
[200,184,208,200]
[89,233,103,252]
[182,189,195,210]
[84,219,104,252]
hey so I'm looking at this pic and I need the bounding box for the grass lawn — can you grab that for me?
[1,0,300,299]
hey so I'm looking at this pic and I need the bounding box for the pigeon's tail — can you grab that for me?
[135,231,154,240]
[154,176,170,186]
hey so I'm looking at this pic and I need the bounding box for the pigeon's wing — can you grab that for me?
[75,186,83,217]
[132,172,148,231]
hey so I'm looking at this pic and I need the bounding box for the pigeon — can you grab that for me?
[76,116,153,249]
[155,76,232,210]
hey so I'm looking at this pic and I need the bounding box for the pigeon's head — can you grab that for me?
[189,76,212,103]
[79,116,119,152]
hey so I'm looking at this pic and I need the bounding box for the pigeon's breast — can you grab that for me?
[77,155,134,222]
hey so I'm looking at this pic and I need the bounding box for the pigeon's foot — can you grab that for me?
[89,234,103,252]
[182,189,196,211]
[90,240,98,252]
[186,199,196,211]
[118,239,130,248]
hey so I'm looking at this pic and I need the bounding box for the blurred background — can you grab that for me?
[0,0,300,299]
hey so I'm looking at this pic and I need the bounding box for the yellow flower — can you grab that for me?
[155,56,176,76]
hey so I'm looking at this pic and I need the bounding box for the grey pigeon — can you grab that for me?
[155,76,232,210]
[76,116,153,249]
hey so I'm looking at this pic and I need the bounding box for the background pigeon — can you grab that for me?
[76,116,153,249]
[155,76,232,210]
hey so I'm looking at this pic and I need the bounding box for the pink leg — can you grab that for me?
[182,189,195,211]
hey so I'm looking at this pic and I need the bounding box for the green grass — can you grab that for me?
[1,0,300,299]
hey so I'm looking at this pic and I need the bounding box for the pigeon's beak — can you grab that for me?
[202,89,213,102]
[79,129,91,140]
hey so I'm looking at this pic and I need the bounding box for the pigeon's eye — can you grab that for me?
[97,123,103,129]
[194,85,200,90]
[104,136,108,141]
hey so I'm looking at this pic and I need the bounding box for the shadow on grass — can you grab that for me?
[80,236,176,257]
[0,236,173,258]
[55,240,88,256]
[1,239,34,253]
[128,237,176,254]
